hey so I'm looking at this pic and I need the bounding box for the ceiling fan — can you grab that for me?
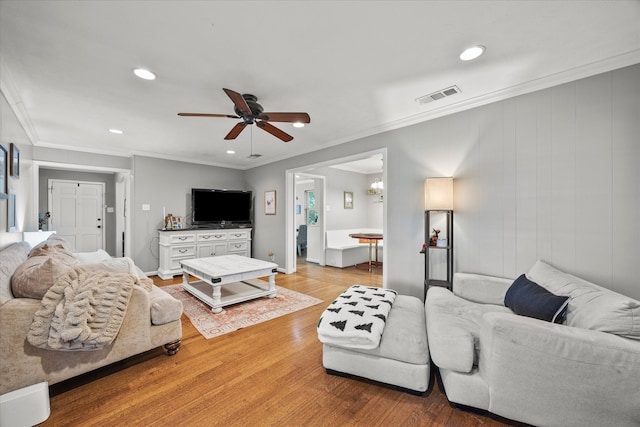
[178,88,311,142]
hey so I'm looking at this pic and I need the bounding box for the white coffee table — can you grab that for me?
[180,255,278,313]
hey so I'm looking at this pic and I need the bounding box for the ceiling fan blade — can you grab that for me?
[223,88,252,116]
[178,113,239,118]
[258,112,311,123]
[256,121,293,142]
[224,122,247,140]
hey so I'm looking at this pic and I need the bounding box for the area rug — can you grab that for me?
[163,284,323,339]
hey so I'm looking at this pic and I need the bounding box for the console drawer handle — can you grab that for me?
[178,236,188,241]
[178,248,188,253]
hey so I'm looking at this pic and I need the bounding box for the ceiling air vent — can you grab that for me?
[416,85,461,105]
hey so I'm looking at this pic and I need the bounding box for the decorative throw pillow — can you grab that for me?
[29,243,71,258]
[11,252,76,299]
[527,260,640,339]
[29,233,72,255]
[504,274,569,323]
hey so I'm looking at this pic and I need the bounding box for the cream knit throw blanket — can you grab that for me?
[27,267,139,351]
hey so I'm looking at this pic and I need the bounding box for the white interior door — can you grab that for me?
[49,180,105,252]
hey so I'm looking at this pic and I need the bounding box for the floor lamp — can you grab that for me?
[424,178,454,299]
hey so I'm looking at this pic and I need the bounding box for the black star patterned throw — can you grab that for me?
[317,285,397,349]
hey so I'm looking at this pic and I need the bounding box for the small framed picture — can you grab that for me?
[344,191,353,209]
[0,144,7,199]
[265,190,276,215]
[9,143,19,178]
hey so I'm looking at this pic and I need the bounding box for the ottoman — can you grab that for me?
[322,294,430,393]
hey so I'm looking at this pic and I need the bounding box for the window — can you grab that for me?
[306,190,318,226]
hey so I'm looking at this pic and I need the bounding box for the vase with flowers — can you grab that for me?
[430,228,440,246]
[38,212,51,230]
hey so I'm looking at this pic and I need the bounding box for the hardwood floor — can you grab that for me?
[44,261,520,426]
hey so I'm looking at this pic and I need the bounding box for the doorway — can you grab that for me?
[33,161,131,258]
[294,174,326,267]
[285,149,387,279]
[48,179,105,252]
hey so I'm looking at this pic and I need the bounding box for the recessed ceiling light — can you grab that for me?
[226,150,235,154]
[293,122,305,128]
[459,45,485,61]
[109,128,123,134]
[133,68,156,80]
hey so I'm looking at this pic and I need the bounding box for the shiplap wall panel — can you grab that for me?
[514,93,538,274]
[611,65,640,297]
[575,73,613,286]
[502,100,518,279]
[536,90,553,264]
[454,164,474,275]
[456,64,639,299]
[477,103,505,275]
[454,111,483,272]
[550,82,577,272]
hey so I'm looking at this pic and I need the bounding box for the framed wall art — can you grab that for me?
[264,190,276,215]
[8,193,16,231]
[0,144,7,199]
[344,191,353,209]
[10,143,19,178]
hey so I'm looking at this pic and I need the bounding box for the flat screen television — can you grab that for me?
[191,188,252,227]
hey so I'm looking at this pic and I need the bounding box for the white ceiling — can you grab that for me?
[1,1,639,171]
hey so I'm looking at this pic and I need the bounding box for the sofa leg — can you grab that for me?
[164,339,181,355]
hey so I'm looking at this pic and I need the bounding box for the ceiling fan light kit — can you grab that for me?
[178,88,310,143]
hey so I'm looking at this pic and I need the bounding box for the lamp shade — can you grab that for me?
[424,177,453,210]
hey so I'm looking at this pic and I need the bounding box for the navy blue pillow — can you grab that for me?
[504,274,569,323]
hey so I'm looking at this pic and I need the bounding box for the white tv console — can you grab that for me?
[157,227,252,280]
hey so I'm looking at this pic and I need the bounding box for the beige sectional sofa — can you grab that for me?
[426,260,640,426]
[0,236,183,395]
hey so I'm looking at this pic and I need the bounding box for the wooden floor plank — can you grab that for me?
[42,261,521,426]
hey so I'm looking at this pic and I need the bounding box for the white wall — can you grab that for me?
[366,172,383,229]
[0,91,34,249]
[247,63,640,300]
[319,166,369,230]
[131,155,246,272]
[5,64,639,300]
[455,66,639,298]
